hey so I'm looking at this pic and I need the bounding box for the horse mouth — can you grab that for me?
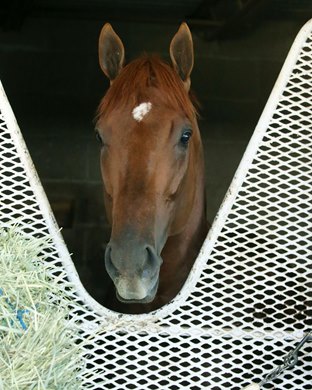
[116,279,159,304]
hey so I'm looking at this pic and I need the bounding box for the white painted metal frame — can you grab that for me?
[0,19,311,390]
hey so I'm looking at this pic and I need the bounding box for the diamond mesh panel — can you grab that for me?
[1,19,312,390]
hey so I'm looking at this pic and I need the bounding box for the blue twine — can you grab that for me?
[16,309,29,330]
[0,287,29,330]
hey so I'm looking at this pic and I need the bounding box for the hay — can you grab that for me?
[0,227,84,389]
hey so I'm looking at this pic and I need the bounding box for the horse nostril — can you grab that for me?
[105,244,119,279]
[143,245,162,278]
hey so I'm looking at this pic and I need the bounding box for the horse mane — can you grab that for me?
[97,55,197,121]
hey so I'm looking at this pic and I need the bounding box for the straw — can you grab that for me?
[0,227,84,389]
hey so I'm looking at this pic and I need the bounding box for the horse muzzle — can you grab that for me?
[105,241,162,303]
[115,277,159,304]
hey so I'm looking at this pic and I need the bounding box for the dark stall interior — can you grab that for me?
[0,0,311,304]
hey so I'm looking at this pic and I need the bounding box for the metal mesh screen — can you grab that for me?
[0,19,311,390]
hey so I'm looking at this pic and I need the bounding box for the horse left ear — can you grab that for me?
[170,23,194,91]
[99,23,125,82]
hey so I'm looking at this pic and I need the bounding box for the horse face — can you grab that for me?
[97,101,197,303]
[97,23,196,305]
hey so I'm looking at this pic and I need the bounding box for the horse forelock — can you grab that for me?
[96,55,197,122]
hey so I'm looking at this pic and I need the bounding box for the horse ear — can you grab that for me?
[170,23,194,91]
[99,23,125,82]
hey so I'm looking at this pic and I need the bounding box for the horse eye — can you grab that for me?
[95,130,103,145]
[180,129,192,146]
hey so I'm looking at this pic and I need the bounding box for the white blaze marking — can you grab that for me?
[132,102,152,122]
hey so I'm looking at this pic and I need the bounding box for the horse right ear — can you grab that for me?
[170,23,194,91]
[99,23,125,82]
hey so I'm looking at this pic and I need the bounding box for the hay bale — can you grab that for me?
[0,227,84,389]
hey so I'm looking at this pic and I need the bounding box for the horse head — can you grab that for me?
[96,23,204,306]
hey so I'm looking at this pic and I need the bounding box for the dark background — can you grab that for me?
[0,0,311,304]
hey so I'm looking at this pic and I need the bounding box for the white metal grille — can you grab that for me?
[0,19,311,390]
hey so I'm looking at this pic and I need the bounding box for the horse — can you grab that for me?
[95,22,208,314]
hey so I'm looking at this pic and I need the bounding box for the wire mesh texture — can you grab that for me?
[0,18,311,390]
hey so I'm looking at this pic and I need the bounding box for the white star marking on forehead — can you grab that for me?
[132,102,152,122]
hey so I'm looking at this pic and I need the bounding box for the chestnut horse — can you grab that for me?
[96,23,208,314]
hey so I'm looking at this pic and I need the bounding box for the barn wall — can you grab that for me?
[0,15,308,302]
